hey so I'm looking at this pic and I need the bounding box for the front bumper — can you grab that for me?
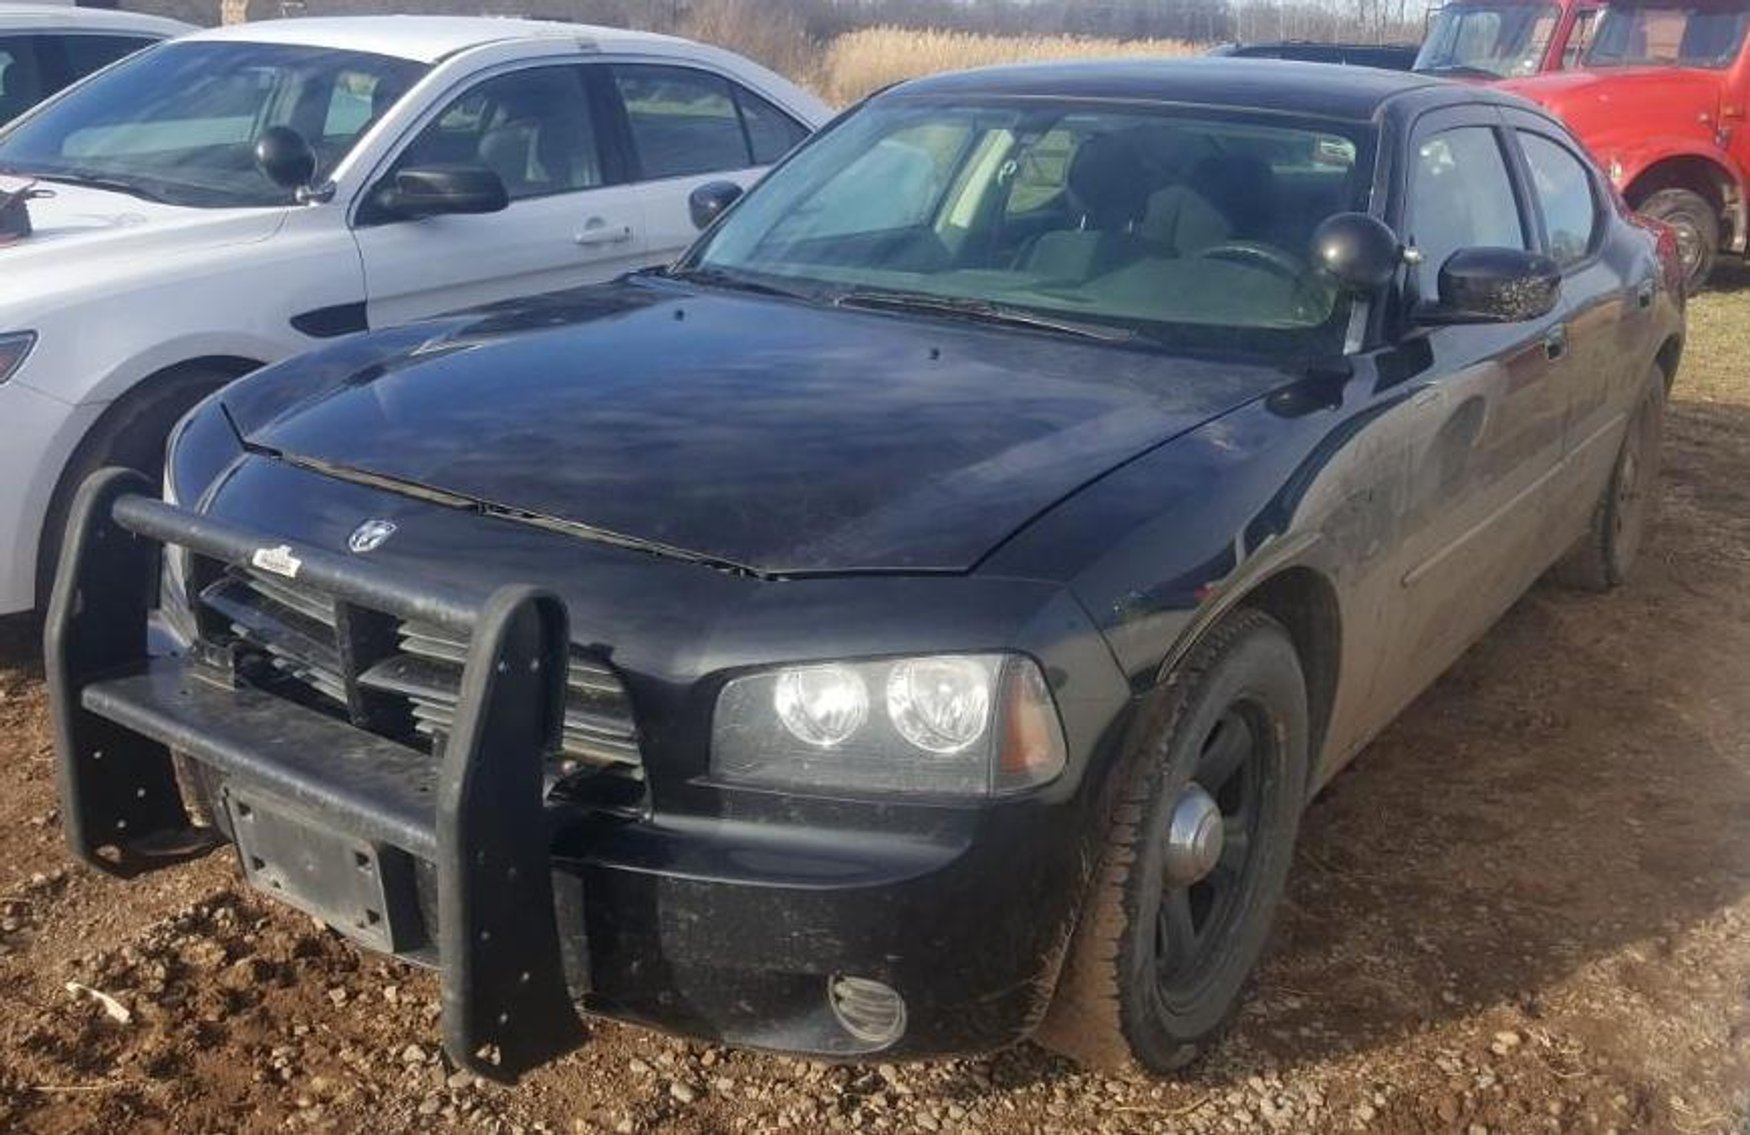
[47,471,1088,1079]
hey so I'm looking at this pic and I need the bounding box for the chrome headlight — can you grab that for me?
[711,653,1066,797]
[0,332,36,384]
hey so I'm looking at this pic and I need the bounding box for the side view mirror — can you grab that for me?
[254,126,317,191]
[1310,212,1403,292]
[375,165,509,221]
[689,180,744,231]
[1425,247,1562,324]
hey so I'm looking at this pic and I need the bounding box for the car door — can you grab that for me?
[1505,115,1642,531]
[351,61,652,329]
[605,62,811,263]
[1366,109,1572,716]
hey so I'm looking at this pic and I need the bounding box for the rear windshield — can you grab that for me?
[1584,2,1750,67]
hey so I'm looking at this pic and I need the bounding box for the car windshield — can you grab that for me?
[1414,3,1562,76]
[0,41,427,208]
[1583,0,1750,67]
[687,99,1372,358]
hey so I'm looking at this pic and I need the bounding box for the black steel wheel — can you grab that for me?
[1039,608,1308,1073]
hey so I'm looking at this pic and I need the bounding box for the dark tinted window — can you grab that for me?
[395,66,603,202]
[59,33,156,79]
[0,36,47,122]
[614,64,749,179]
[1408,127,1528,298]
[737,86,807,164]
[1520,131,1600,265]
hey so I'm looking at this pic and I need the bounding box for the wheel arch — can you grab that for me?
[1230,566,1342,792]
[32,354,264,608]
[69,355,263,459]
[1624,154,1743,251]
[1146,554,1344,797]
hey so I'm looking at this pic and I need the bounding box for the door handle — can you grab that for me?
[1543,325,1569,361]
[574,218,633,248]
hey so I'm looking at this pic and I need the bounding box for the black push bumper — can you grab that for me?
[47,469,584,1080]
[46,470,1092,1077]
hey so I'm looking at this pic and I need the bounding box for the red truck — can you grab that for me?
[1502,0,1750,288]
[1415,0,1605,78]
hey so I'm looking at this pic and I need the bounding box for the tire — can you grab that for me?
[1038,608,1309,1073]
[1552,368,1667,592]
[1637,187,1719,294]
[34,365,246,612]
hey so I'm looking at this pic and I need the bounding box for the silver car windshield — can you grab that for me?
[0,41,428,208]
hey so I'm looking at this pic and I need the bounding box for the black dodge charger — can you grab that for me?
[48,60,1683,1079]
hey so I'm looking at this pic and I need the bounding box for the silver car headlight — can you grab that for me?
[711,653,1066,797]
[0,332,37,384]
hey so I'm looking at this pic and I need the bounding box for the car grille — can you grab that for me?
[195,563,647,816]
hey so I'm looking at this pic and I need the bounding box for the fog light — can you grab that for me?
[828,975,906,1047]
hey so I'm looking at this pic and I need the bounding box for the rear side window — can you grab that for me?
[1407,126,1528,298]
[611,64,806,179]
[1518,131,1601,266]
[59,33,156,80]
[0,36,47,122]
[737,86,807,165]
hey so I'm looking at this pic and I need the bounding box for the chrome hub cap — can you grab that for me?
[1163,784,1225,887]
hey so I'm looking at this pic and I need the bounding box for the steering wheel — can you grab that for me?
[1195,241,1306,281]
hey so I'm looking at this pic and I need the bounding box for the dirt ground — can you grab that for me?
[1,282,1747,1135]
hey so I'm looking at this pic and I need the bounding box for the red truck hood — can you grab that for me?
[1499,68,1724,145]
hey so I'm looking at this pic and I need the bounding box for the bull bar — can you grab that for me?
[45,467,587,1080]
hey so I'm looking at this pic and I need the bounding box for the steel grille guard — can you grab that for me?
[44,468,586,1080]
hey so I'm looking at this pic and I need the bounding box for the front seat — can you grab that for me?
[1018,132,1155,280]
[1142,152,1279,257]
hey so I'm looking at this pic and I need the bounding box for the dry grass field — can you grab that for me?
[815,27,1201,103]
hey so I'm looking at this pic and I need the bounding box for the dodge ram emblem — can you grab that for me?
[347,519,397,554]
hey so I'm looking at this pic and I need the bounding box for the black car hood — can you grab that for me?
[226,281,1289,575]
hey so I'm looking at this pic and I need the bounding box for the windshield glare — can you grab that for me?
[692,100,1371,356]
[1414,4,1561,76]
[0,42,427,208]
[1584,3,1750,67]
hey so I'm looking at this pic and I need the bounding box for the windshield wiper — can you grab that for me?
[833,290,1136,343]
[666,265,816,301]
[1420,63,1504,78]
[33,170,165,204]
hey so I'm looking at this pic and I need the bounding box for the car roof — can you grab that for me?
[180,15,696,65]
[887,57,1478,123]
[0,3,191,36]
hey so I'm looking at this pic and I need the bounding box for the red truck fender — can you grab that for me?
[1602,141,1746,254]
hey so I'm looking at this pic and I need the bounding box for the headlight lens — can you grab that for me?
[0,332,37,384]
[774,664,869,747]
[886,656,993,754]
[712,653,1065,797]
